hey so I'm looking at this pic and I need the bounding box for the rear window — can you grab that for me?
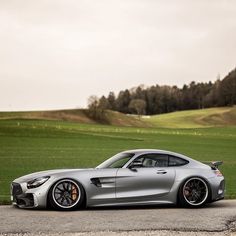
[168,155,189,166]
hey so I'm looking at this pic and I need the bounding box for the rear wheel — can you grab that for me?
[48,179,84,210]
[178,177,209,208]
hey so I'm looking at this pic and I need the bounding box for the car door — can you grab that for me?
[115,153,176,199]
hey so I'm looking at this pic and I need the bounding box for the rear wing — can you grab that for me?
[203,161,223,169]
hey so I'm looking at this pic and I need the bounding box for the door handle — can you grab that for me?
[156,170,167,174]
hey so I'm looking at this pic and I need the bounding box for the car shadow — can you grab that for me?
[14,200,227,212]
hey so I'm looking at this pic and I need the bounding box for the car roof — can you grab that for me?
[123,149,181,156]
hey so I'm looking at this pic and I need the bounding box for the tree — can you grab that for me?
[87,95,108,123]
[99,96,110,110]
[128,99,146,116]
[146,86,158,114]
[116,90,131,113]
[219,69,236,106]
[107,92,116,110]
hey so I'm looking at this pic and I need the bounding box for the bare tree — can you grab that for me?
[87,95,108,122]
[128,99,146,116]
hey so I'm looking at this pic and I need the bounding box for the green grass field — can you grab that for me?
[0,107,235,203]
[146,107,236,128]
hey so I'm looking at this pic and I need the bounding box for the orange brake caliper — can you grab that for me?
[71,185,77,201]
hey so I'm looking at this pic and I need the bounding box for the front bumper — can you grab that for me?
[11,182,37,208]
[11,182,48,208]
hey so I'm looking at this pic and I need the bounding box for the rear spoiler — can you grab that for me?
[203,161,223,169]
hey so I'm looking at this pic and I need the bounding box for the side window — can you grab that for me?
[168,155,189,166]
[108,155,134,168]
[135,154,169,168]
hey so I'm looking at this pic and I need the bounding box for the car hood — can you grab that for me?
[13,168,94,183]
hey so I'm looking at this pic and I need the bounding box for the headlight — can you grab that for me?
[27,176,50,189]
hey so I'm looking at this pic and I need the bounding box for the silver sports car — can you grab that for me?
[11,149,225,210]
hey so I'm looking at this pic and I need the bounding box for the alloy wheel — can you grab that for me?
[52,179,81,209]
[183,177,208,206]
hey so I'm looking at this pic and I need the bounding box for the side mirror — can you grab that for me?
[129,160,143,169]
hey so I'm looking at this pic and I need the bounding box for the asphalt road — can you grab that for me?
[0,200,236,236]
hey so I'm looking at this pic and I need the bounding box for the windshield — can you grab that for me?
[96,152,135,168]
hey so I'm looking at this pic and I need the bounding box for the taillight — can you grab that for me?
[214,169,223,177]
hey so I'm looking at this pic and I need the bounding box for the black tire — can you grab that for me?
[48,179,85,211]
[178,177,209,208]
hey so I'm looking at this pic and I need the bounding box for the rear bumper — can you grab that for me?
[208,176,225,202]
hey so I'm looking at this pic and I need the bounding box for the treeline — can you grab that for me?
[88,67,236,117]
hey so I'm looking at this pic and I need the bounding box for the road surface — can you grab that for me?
[0,200,236,235]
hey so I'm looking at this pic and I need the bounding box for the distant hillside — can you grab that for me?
[1,107,236,129]
[145,106,236,128]
[0,109,150,127]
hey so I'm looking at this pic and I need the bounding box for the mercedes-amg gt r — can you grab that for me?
[11,149,225,210]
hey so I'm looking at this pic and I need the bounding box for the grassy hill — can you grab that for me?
[1,106,236,129]
[0,109,149,127]
[145,106,236,128]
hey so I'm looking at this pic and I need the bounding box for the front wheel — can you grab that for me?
[178,177,209,208]
[48,179,85,210]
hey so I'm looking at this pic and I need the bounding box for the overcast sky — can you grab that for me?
[0,0,236,111]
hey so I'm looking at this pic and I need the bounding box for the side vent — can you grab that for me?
[91,178,102,187]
